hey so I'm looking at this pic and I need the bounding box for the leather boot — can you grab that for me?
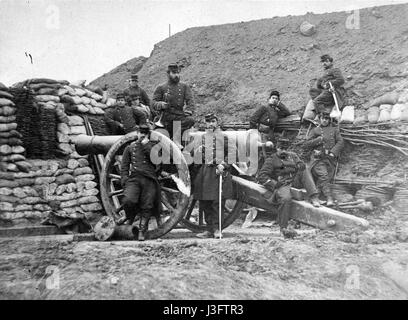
[138,217,149,241]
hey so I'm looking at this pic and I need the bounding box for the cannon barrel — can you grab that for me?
[72,134,123,155]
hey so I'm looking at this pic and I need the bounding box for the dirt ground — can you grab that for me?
[1,205,407,300]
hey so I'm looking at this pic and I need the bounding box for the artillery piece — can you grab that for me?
[72,126,369,240]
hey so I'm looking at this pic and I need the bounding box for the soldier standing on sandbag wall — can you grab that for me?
[123,73,150,108]
[308,54,346,115]
[104,93,147,135]
[193,113,234,239]
[257,144,321,238]
[152,63,195,142]
[302,111,344,207]
[119,124,162,241]
[249,90,291,142]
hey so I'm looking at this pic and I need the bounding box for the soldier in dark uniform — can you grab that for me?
[249,90,291,142]
[257,145,321,238]
[119,124,162,241]
[303,112,345,206]
[193,113,234,239]
[104,93,147,135]
[152,63,195,139]
[309,54,346,114]
[123,73,151,108]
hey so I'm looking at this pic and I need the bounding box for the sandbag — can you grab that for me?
[0,90,14,99]
[1,154,25,162]
[378,108,391,122]
[56,184,67,195]
[35,95,60,103]
[21,186,38,197]
[77,158,89,167]
[91,93,103,101]
[66,183,77,193]
[57,123,70,135]
[81,203,102,212]
[67,159,80,169]
[15,177,35,186]
[58,143,74,154]
[75,174,95,182]
[87,106,96,114]
[0,115,16,123]
[86,85,104,96]
[0,137,23,146]
[0,180,18,188]
[55,174,75,185]
[57,132,70,143]
[94,107,104,115]
[36,88,59,95]
[85,181,97,190]
[390,103,403,121]
[81,96,91,105]
[0,144,12,155]
[70,126,86,135]
[0,98,15,107]
[369,92,399,107]
[74,88,87,97]
[29,78,62,85]
[367,106,380,123]
[340,106,354,123]
[34,177,56,184]
[77,196,99,205]
[0,122,17,132]
[0,129,22,138]
[300,21,316,36]
[12,145,25,154]
[73,167,93,176]
[401,104,408,121]
[0,202,14,212]
[76,104,89,113]
[0,187,13,196]
[0,106,16,117]
[68,115,84,126]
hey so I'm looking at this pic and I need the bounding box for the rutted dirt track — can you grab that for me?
[1,207,407,300]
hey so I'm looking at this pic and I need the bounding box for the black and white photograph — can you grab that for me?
[0,0,408,304]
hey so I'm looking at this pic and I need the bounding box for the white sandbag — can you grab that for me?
[0,98,15,107]
[390,104,403,121]
[67,159,80,170]
[68,115,84,126]
[63,85,76,96]
[367,106,380,123]
[87,106,97,114]
[76,104,89,113]
[70,126,86,135]
[74,88,87,97]
[401,104,408,121]
[378,109,391,122]
[35,95,60,103]
[94,107,104,115]
[57,123,71,135]
[81,96,91,105]
[340,106,355,123]
[91,93,103,101]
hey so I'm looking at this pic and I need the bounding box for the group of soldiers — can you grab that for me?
[109,54,345,240]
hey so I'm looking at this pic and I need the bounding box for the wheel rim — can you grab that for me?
[100,130,191,239]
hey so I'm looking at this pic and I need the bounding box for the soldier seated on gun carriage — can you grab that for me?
[257,142,321,238]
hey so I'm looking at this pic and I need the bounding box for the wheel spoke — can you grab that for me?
[185,198,197,220]
[109,189,124,197]
[109,173,121,180]
[161,186,180,193]
[161,192,175,212]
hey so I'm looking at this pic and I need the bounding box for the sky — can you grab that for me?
[0,0,406,86]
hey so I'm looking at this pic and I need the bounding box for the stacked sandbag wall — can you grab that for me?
[0,159,102,227]
[0,78,109,226]
[0,84,30,172]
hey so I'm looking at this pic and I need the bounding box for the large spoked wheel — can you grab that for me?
[180,195,245,233]
[100,130,191,239]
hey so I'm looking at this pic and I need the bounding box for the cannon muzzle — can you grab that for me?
[72,134,123,155]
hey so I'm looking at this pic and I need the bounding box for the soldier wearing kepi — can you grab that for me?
[250,90,291,142]
[303,111,345,206]
[123,73,151,108]
[119,124,162,241]
[104,93,147,135]
[257,144,321,238]
[309,54,345,115]
[193,113,234,239]
[152,63,195,139]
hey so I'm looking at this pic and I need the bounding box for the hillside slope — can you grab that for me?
[91,3,408,122]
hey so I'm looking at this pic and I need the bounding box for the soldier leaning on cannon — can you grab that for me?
[302,111,345,206]
[192,113,235,239]
[104,93,147,135]
[152,63,195,139]
[119,124,162,241]
[249,90,291,142]
[257,144,321,238]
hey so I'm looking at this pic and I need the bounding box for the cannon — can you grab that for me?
[72,127,369,240]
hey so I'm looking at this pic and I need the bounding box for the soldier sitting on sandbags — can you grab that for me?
[104,93,147,135]
[303,54,345,121]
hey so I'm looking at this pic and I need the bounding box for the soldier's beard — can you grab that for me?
[169,76,180,84]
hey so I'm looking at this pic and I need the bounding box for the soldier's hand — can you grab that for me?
[159,101,168,110]
[216,164,225,175]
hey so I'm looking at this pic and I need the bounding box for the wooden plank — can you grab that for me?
[231,175,370,231]
[291,200,369,231]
